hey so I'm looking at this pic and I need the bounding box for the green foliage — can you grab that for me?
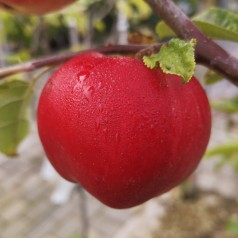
[117,0,152,21]
[7,50,31,65]
[226,219,238,235]
[204,70,224,85]
[206,95,238,171]
[0,12,41,49]
[211,98,238,113]
[206,141,238,171]
[70,234,82,238]
[156,7,238,42]
[0,2,87,59]
[155,20,174,40]
[117,0,156,36]
[0,0,156,59]
[193,7,238,42]
[143,38,196,83]
[0,79,33,156]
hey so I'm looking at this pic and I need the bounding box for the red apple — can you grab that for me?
[37,52,211,209]
[0,0,75,15]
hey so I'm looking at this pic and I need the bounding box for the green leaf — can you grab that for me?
[206,142,238,158]
[226,219,238,235]
[204,69,223,85]
[206,141,238,171]
[143,38,196,83]
[0,79,33,156]
[156,21,175,40]
[156,7,238,42]
[211,98,238,113]
[193,7,238,42]
[70,235,82,238]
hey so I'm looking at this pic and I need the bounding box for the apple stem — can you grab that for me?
[144,0,238,86]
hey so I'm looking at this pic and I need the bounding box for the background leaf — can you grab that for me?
[206,142,238,157]
[204,69,224,85]
[0,79,33,156]
[211,98,238,113]
[206,141,238,171]
[155,21,175,40]
[226,219,238,235]
[156,7,238,42]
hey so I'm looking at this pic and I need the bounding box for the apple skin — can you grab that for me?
[0,0,75,15]
[37,52,211,209]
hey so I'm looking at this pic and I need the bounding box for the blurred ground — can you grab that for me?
[155,192,238,238]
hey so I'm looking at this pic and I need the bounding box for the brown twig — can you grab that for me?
[0,44,147,79]
[145,0,238,86]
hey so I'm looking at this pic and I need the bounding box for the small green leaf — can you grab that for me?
[143,38,196,83]
[206,141,238,170]
[156,7,238,42]
[156,21,175,40]
[226,219,238,235]
[211,98,238,113]
[70,235,82,238]
[206,142,238,158]
[204,69,223,85]
[0,79,33,156]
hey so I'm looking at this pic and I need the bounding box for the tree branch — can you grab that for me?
[145,0,238,86]
[0,44,146,79]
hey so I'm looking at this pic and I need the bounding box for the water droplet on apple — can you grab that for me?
[72,71,90,94]
[83,85,95,101]
[77,71,90,84]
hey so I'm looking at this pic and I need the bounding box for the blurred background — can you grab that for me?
[0,0,238,237]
